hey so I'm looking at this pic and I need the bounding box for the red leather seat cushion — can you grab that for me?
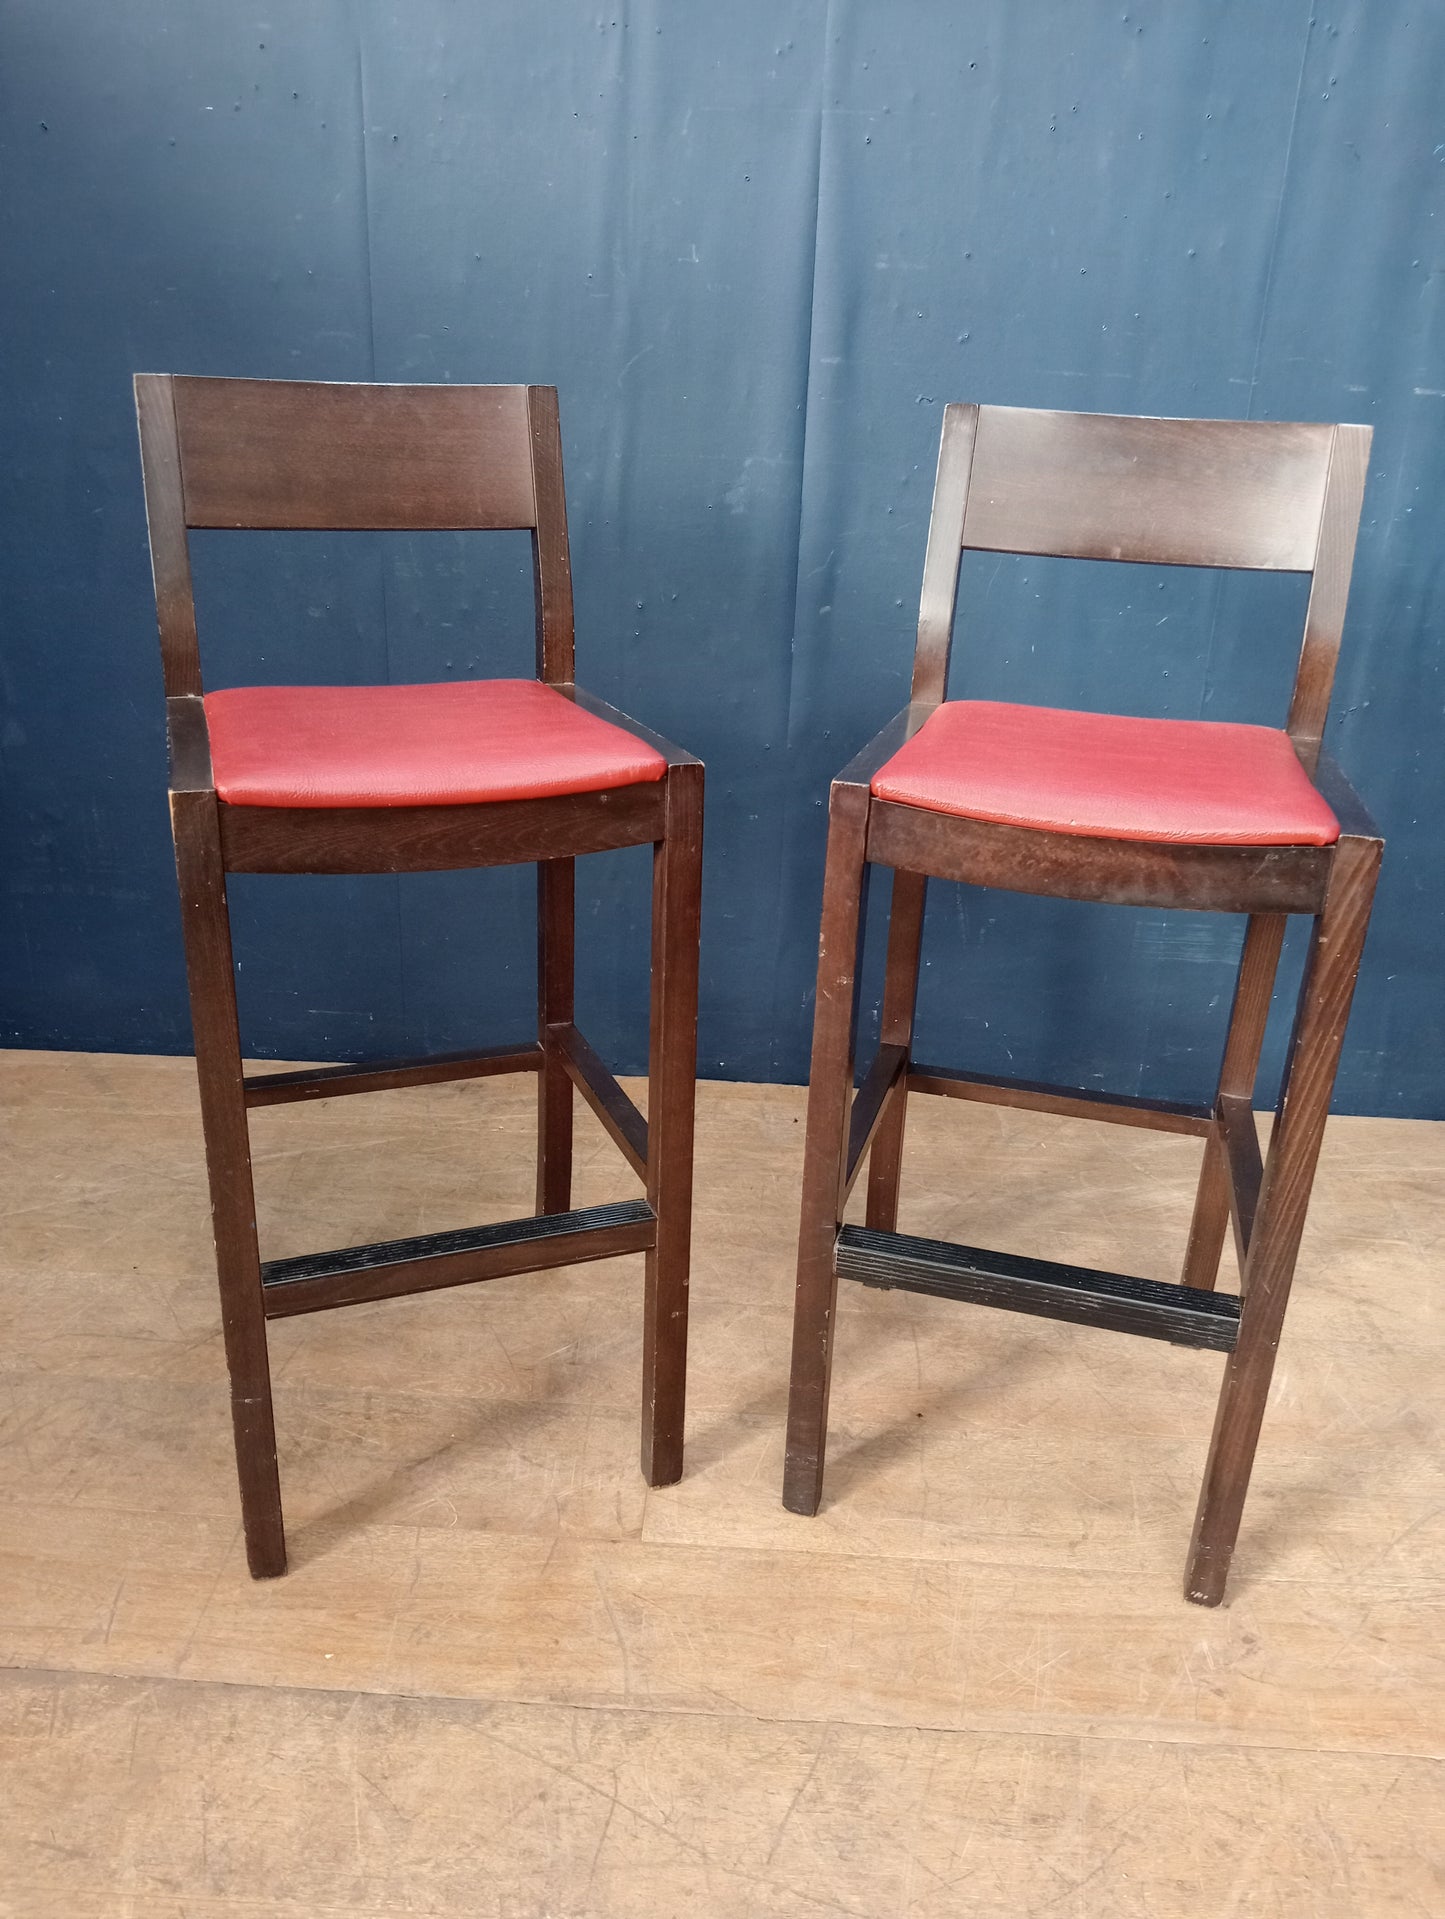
[870,701,1339,846]
[204,678,667,808]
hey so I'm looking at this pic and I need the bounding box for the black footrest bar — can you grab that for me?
[262,1199,656,1318]
[836,1225,1241,1352]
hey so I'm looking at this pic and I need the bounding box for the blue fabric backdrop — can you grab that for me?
[2,2,1441,1113]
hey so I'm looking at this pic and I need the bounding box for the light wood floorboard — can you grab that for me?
[0,1051,1440,1914]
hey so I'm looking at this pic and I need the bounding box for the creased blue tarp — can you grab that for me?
[1,1,1441,1114]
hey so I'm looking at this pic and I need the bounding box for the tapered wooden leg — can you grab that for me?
[172,791,285,1579]
[783,784,872,1515]
[536,857,575,1215]
[640,763,703,1486]
[1185,839,1380,1604]
[865,869,927,1232]
[1182,913,1287,1290]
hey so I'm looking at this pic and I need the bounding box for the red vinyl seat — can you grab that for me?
[870,700,1340,847]
[203,677,668,809]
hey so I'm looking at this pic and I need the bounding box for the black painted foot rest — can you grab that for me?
[836,1225,1240,1352]
[262,1199,657,1318]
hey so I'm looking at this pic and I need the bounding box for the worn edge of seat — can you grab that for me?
[216,779,668,874]
[865,796,1332,914]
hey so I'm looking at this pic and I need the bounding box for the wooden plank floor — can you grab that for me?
[0,1049,1441,1916]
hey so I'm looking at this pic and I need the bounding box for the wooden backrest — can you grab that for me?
[135,375,575,695]
[912,402,1371,761]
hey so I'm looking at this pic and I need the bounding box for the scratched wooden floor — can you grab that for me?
[1,1049,1440,1917]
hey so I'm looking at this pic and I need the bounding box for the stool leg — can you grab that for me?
[865,869,927,1233]
[784,785,871,1515]
[641,763,703,1486]
[1185,840,1379,1605]
[1182,914,1287,1290]
[172,792,286,1578]
[536,857,575,1214]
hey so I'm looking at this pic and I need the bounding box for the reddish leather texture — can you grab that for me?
[870,701,1339,846]
[204,679,667,809]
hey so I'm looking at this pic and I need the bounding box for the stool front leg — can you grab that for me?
[641,762,703,1487]
[1185,839,1380,1604]
[172,791,286,1578]
[536,857,575,1215]
[784,784,872,1516]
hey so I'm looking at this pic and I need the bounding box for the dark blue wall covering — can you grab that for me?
[2,2,1441,1115]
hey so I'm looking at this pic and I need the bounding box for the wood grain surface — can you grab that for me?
[1,1054,1440,1915]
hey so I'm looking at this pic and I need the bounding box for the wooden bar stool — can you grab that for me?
[783,403,1380,1605]
[136,376,702,1578]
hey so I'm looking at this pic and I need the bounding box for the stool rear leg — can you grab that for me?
[641,763,703,1486]
[172,791,286,1579]
[1182,913,1287,1291]
[536,857,575,1214]
[865,869,927,1233]
[784,785,871,1516]
[1185,840,1379,1604]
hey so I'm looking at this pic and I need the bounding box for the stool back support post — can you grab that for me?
[526,384,576,685]
[874,398,982,1224]
[787,400,1379,1604]
[641,760,704,1486]
[1287,423,1371,769]
[135,374,202,700]
[136,374,702,1575]
[909,403,980,704]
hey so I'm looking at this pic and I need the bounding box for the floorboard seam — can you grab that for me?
[3,1660,1439,1767]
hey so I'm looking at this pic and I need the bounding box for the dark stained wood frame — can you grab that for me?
[783,401,1380,1607]
[137,374,703,1579]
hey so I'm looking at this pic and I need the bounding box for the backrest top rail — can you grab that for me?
[960,403,1340,573]
[144,373,542,532]
[910,402,1372,743]
[134,374,577,695]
